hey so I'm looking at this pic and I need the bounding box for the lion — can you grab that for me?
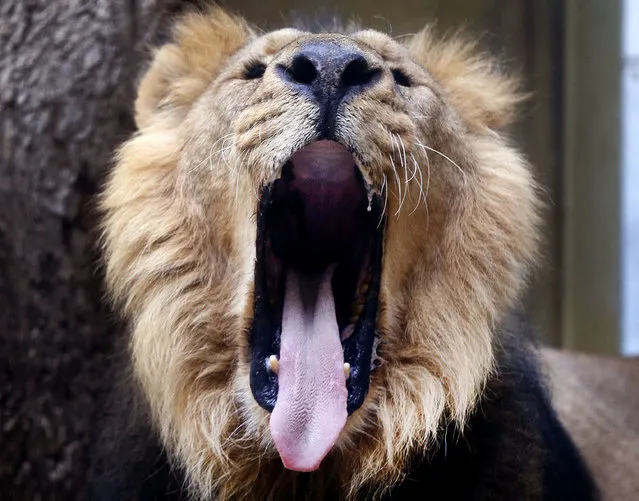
[88,7,598,501]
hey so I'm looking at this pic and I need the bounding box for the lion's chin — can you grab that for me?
[247,140,384,471]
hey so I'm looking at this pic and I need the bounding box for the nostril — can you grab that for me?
[285,55,318,85]
[341,57,380,88]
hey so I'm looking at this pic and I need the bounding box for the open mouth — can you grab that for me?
[249,140,384,471]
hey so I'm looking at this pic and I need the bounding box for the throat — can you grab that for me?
[296,267,333,318]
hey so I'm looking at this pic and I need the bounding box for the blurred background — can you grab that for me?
[0,0,636,500]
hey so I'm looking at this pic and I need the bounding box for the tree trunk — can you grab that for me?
[0,1,189,499]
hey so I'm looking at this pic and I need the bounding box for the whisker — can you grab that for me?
[406,150,418,183]
[408,154,422,215]
[421,151,431,227]
[372,15,393,36]
[421,147,431,204]
[409,153,429,222]
[219,136,235,172]
[389,155,403,216]
[378,174,388,228]
[206,142,216,173]
[195,133,234,171]
[389,133,404,216]
[398,135,408,171]
[392,32,417,41]
[213,134,233,167]
[415,140,467,184]
[397,135,409,212]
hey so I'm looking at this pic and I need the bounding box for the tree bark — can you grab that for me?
[0,1,189,499]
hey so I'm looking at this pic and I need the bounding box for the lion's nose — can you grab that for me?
[278,41,380,125]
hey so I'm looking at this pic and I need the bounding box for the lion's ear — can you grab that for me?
[135,8,251,129]
[406,27,524,130]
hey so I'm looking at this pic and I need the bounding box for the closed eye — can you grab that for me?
[391,69,411,87]
[244,61,267,80]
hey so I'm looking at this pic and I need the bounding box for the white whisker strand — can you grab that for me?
[397,135,409,212]
[408,154,422,216]
[392,32,417,41]
[421,147,431,203]
[195,133,233,171]
[409,153,429,224]
[378,174,388,228]
[421,152,431,227]
[390,155,403,216]
[213,134,235,161]
[406,150,418,183]
[415,140,467,185]
[389,133,404,216]
[206,142,216,173]
[219,136,234,172]
[372,15,393,36]
[398,135,408,171]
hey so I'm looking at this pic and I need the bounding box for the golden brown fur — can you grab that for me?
[101,7,540,500]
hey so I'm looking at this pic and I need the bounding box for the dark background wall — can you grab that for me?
[0,1,564,499]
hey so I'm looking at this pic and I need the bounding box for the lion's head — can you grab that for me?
[101,7,540,500]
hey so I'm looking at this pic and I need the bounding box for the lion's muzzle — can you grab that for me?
[277,39,381,139]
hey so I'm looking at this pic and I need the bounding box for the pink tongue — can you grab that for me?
[270,267,348,472]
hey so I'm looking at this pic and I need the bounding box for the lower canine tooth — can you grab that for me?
[344,363,351,379]
[268,355,279,375]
